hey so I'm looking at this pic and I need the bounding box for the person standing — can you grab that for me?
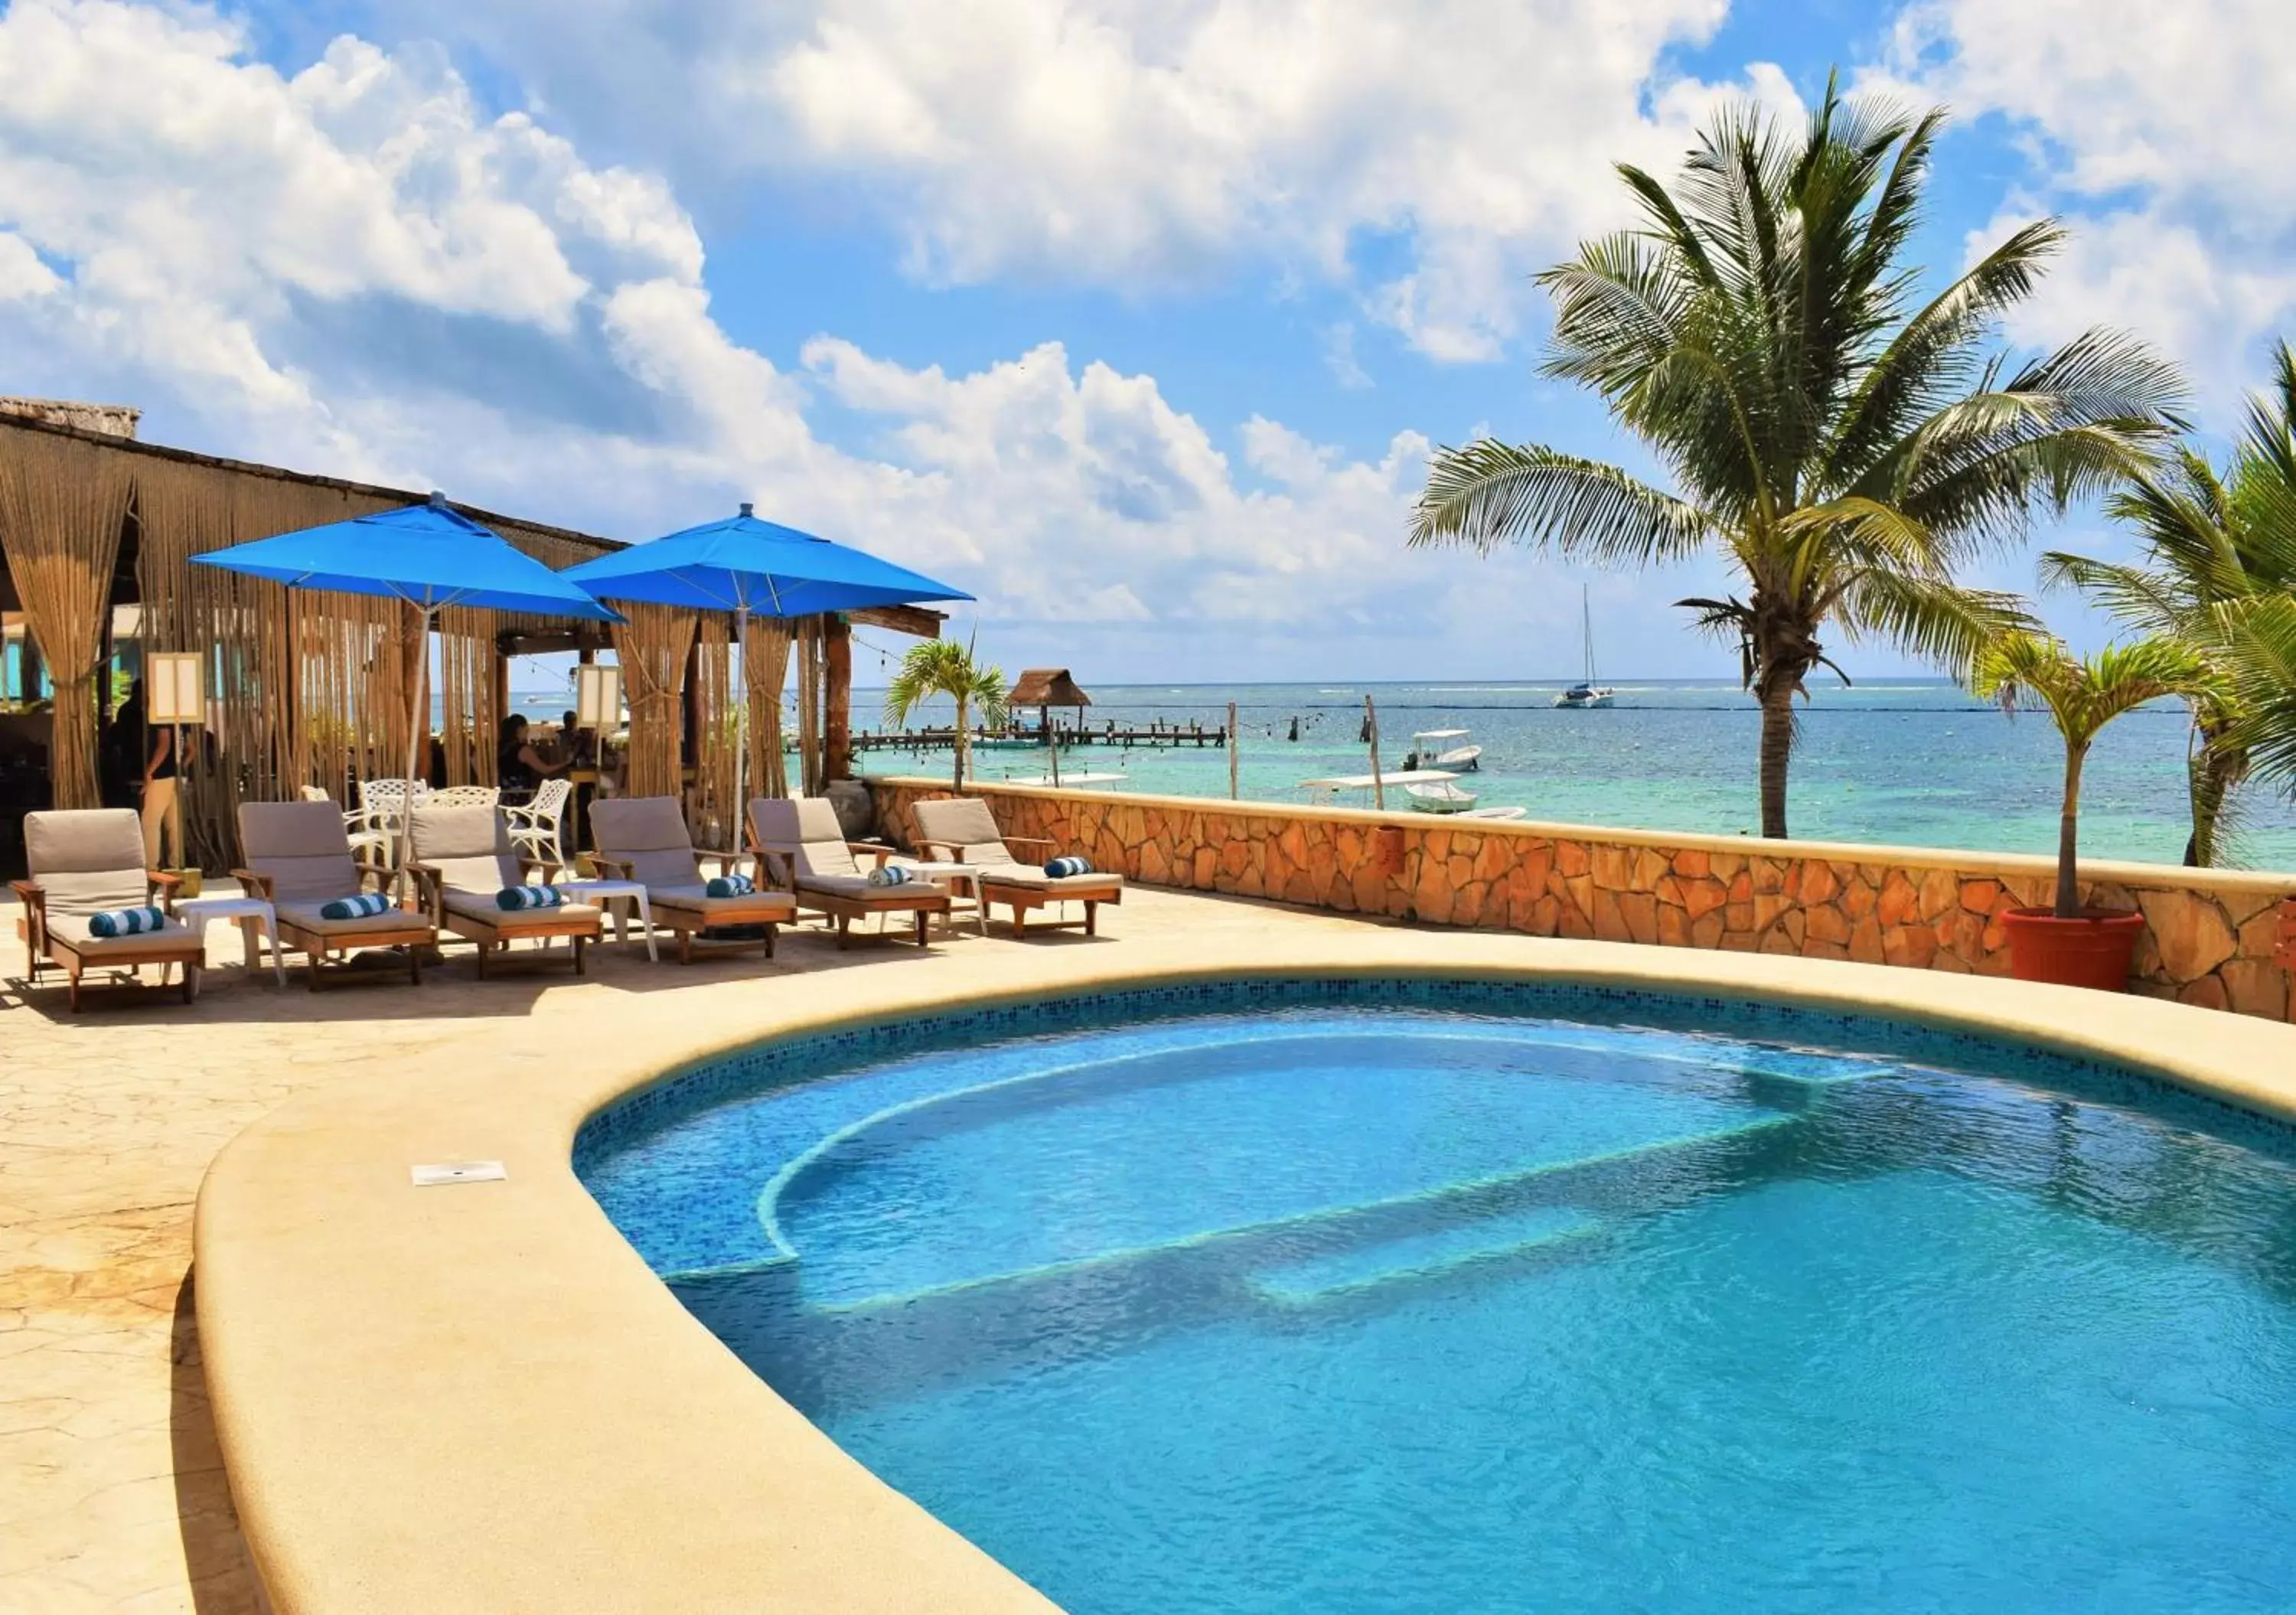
[137,689,180,869]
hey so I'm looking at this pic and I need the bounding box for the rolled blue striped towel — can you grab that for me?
[87,905,168,938]
[705,871,755,898]
[496,885,565,911]
[867,863,918,887]
[1044,855,1095,879]
[319,892,393,920]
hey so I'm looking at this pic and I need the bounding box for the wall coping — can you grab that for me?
[866,775,2296,899]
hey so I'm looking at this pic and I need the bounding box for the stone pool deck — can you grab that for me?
[11,881,2296,1613]
[0,883,1386,1613]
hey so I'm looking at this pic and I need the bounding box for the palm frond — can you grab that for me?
[1408,441,1714,563]
[1835,573,2034,680]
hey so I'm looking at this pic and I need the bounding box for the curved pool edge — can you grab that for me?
[193,928,2296,1613]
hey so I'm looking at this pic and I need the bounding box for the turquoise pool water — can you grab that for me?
[579,983,2296,1613]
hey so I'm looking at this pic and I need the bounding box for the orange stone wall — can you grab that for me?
[868,777,2296,1021]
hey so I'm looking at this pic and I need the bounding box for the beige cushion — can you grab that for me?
[441,889,602,928]
[749,797,866,882]
[24,809,149,915]
[909,797,1013,864]
[590,797,704,891]
[798,873,946,903]
[977,861,1124,895]
[411,802,521,896]
[647,885,796,922]
[276,900,432,939]
[45,912,205,958]
[240,801,364,902]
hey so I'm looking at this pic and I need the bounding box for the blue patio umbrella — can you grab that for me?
[194,491,621,870]
[559,503,973,804]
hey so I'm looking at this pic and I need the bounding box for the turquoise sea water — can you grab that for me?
[859,678,2296,869]
[581,987,2296,1614]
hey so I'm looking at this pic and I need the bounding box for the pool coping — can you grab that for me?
[192,924,2296,1613]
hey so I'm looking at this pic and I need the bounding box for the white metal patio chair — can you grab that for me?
[504,776,572,878]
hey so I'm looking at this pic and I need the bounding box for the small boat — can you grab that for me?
[1554,586,1616,709]
[1406,780,1479,814]
[1457,805,1527,821]
[1411,728,1482,771]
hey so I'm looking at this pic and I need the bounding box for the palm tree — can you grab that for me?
[2042,341,2296,863]
[883,636,1007,791]
[1972,633,2222,916]
[1408,73,2185,837]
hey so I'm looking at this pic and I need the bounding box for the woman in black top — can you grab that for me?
[497,714,567,803]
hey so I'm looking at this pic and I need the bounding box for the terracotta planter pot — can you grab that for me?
[2000,906,2145,992]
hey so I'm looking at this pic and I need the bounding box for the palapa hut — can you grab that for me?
[1008,667,1091,742]
[0,407,940,872]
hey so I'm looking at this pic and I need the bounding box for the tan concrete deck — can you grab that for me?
[10,881,2296,1612]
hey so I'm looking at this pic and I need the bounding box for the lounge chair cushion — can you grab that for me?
[277,900,429,939]
[45,912,205,958]
[590,797,707,891]
[798,873,945,903]
[976,861,1124,895]
[908,797,1013,866]
[648,885,795,922]
[409,802,522,897]
[24,809,150,915]
[240,801,365,902]
[749,797,872,883]
[442,889,600,927]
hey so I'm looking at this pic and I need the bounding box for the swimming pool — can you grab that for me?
[578,979,2296,1613]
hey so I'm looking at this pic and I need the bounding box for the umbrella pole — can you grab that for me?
[735,604,750,853]
[398,605,434,905]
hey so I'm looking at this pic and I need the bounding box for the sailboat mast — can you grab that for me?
[1581,585,1596,685]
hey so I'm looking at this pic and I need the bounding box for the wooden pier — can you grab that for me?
[849,719,1228,752]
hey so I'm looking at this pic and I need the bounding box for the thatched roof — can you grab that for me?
[0,397,140,438]
[1009,667,1090,707]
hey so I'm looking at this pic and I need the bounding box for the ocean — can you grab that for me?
[497,678,2296,872]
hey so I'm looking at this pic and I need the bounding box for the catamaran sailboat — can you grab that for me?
[1554,586,1616,709]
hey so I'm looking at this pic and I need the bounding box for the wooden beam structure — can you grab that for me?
[823,615,853,780]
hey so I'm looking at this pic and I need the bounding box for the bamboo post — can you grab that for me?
[1365,693,1384,810]
[1228,700,1239,799]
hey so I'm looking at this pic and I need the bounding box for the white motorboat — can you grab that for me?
[1405,779,1479,814]
[1411,728,1482,770]
[1553,586,1616,709]
[1456,804,1527,821]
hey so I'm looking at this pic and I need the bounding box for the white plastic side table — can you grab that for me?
[913,863,988,936]
[176,894,286,986]
[554,878,659,963]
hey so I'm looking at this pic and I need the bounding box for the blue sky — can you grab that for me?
[2,0,2290,683]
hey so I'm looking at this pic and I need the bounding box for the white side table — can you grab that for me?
[913,863,988,936]
[176,894,286,987]
[554,879,659,963]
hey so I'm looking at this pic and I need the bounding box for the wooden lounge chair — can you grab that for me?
[589,796,794,964]
[234,801,437,990]
[13,808,205,1011]
[407,801,603,978]
[748,797,951,948]
[909,796,1123,937]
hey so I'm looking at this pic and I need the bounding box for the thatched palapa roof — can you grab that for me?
[1009,667,1090,708]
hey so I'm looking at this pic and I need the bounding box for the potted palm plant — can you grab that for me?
[1975,631,2223,990]
[883,636,1007,791]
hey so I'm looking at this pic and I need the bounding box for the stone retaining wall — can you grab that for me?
[867,777,2296,1020]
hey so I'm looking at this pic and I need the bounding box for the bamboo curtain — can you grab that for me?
[437,607,502,786]
[795,615,824,798]
[611,602,696,801]
[690,615,739,850]
[745,617,793,801]
[0,433,135,808]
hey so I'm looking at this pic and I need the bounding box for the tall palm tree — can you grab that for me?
[1973,633,2223,915]
[1409,73,2185,837]
[883,636,1007,791]
[2038,347,2296,863]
